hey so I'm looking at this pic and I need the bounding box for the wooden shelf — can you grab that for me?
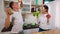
[31,5,42,7]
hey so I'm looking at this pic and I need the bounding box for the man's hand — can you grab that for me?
[4,16,10,29]
[5,7,10,16]
[20,1,24,8]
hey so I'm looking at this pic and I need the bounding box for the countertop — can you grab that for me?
[31,30,60,34]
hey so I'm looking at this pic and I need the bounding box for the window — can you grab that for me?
[22,4,30,11]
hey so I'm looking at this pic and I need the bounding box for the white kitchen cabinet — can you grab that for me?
[22,0,31,13]
[5,0,18,2]
[31,0,43,5]
[4,0,9,1]
[4,0,43,13]
[22,0,43,13]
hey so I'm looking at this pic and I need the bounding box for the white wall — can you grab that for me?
[45,1,60,29]
[54,1,60,29]
[0,0,6,34]
[45,1,55,29]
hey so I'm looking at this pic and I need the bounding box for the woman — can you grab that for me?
[5,1,24,34]
[38,5,51,32]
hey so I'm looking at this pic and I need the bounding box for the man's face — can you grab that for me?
[12,2,18,11]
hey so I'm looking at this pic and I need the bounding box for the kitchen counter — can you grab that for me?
[31,30,60,34]
[23,24,39,34]
[24,28,39,34]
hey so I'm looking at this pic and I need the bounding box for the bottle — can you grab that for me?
[31,7,34,12]
[33,7,39,18]
[38,8,40,11]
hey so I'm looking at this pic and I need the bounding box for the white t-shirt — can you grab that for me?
[38,14,50,30]
[10,9,23,33]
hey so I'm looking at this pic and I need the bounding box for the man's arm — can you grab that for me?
[20,1,24,9]
[4,7,10,29]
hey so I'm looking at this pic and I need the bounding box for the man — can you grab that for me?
[5,1,24,34]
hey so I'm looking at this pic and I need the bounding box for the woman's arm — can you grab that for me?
[47,18,49,25]
[46,14,51,25]
[4,7,10,29]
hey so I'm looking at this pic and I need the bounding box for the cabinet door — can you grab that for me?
[31,0,43,5]
[23,0,30,3]
[22,4,31,13]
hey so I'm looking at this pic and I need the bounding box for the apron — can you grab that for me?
[11,10,23,33]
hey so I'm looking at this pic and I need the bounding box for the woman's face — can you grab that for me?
[12,2,18,11]
[42,7,47,12]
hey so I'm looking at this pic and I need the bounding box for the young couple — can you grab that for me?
[4,1,51,34]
